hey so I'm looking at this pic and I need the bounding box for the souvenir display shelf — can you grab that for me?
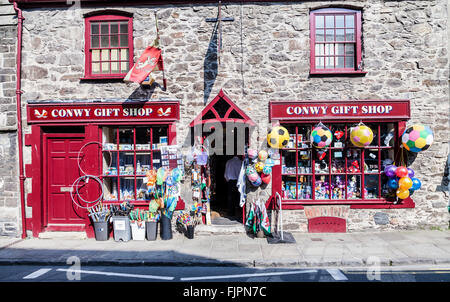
[280,122,397,203]
[100,126,182,204]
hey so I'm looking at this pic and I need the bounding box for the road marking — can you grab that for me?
[56,268,174,281]
[180,269,318,281]
[23,268,52,279]
[326,269,348,281]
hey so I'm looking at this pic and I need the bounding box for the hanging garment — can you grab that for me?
[237,159,247,207]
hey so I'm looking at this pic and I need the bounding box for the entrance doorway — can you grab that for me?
[43,128,89,231]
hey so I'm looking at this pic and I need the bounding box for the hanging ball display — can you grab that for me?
[310,124,333,148]
[410,177,422,191]
[407,168,415,178]
[398,177,413,190]
[401,124,433,153]
[246,165,256,176]
[262,165,272,175]
[265,158,275,167]
[248,173,259,183]
[261,173,271,184]
[395,166,409,178]
[396,188,410,199]
[258,150,268,162]
[247,149,258,159]
[350,125,374,147]
[384,165,397,178]
[267,148,280,160]
[251,176,262,187]
[255,161,265,173]
[267,126,290,149]
[387,178,399,189]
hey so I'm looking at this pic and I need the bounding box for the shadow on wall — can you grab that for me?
[203,20,219,105]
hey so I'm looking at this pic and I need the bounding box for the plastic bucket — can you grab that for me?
[146,221,158,241]
[93,221,109,241]
[186,225,195,239]
[160,215,173,240]
[130,221,146,240]
[112,216,131,242]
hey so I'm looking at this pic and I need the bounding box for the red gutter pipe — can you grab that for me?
[13,2,27,239]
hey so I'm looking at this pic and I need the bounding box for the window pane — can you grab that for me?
[336,43,345,55]
[336,56,345,68]
[315,56,324,69]
[325,15,334,28]
[91,23,99,35]
[92,62,100,74]
[282,175,297,200]
[110,23,119,34]
[325,29,334,42]
[101,62,110,73]
[345,14,355,28]
[92,49,100,61]
[101,49,109,61]
[346,28,355,41]
[315,29,325,42]
[91,35,99,48]
[120,49,129,60]
[345,56,354,68]
[111,61,119,73]
[335,15,345,28]
[325,56,334,68]
[331,176,345,200]
[345,44,355,56]
[120,34,128,47]
[111,49,119,61]
[315,15,324,28]
[101,23,109,34]
[365,149,379,172]
[315,175,330,199]
[315,43,324,56]
[111,35,119,47]
[121,61,129,72]
[347,175,361,199]
[120,22,128,33]
[364,175,379,199]
[336,29,345,41]
[101,35,109,48]
[298,176,312,199]
[324,43,334,55]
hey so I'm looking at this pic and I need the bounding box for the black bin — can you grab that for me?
[93,221,109,241]
[160,215,172,240]
[146,221,158,241]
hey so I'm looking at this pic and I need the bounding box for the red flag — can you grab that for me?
[124,45,163,84]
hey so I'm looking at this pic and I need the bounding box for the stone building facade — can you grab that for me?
[0,0,20,237]
[3,0,449,237]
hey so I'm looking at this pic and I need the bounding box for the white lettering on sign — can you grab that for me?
[330,105,358,114]
[286,105,394,116]
[93,108,120,117]
[51,108,91,118]
[361,105,393,114]
[286,106,327,115]
[123,107,154,117]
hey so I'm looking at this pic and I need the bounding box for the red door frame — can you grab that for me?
[43,132,89,232]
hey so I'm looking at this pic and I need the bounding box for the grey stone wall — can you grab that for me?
[19,0,450,233]
[0,1,20,237]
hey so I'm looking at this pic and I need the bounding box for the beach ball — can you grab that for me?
[267,126,290,149]
[310,124,333,148]
[246,165,256,176]
[247,149,258,159]
[401,124,433,152]
[248,173,259,183]
[251,176,262,187]
[350,125,374,147]
[255,161,265,173]
[261,173,271,184]
[262,165,272,175]
[265,158,275,167]
[258,150,268,162]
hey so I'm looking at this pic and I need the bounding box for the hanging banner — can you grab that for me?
[27,101,180,124]
[269,100,410,121]
[124,46,163,84]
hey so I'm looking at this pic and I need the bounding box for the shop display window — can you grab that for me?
[101,126,177,202]
[280,122,396,203]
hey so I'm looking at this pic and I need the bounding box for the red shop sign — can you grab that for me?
[269,100,410,121]
[27,101,180,124]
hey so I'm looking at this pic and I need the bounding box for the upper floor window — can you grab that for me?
[84,13,134,79]
[310,8,364,75]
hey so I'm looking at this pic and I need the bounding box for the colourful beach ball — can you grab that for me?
[310,124,333,148]
[258,150,268,162]
[267,126,290,149]
[251,176,262,187]
[261,173,271,184]
[265,158,275,167]
[246,165,256,176]
[248,173,259,183]
[262,165,272,175]
[255,161,265,173]
[401,124,433,152]
[350,125,374,147]
[247,149,258,159]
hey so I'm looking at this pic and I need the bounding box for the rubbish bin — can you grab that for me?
[93,221,109,241]
[160,215,172,240]
[130,221,146,241]
[112,216,131,242]
[186,225,195,239]
[146,221,158,241]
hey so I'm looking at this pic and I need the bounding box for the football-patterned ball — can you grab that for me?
[401,124,433,152]
[310,125,333,148]
[267,126,290,149]
[350,125,374,147]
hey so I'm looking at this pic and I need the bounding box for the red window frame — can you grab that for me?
[310,8,365,75]
[83,14,134,80]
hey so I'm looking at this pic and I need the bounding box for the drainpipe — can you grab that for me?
[13,2,27,239]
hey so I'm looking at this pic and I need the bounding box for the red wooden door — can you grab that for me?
[45,135,86,226]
